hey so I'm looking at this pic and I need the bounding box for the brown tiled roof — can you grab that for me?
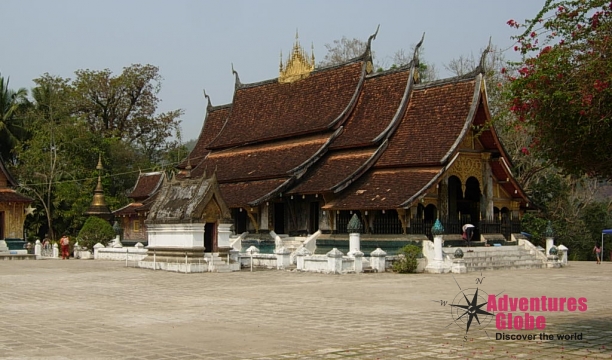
[208,62,364,149]
[0,189,33,203]
[201,134,331,182]
[113,202,143,217]
[127,172,164,201]
[178,105,230,169]
[331,69,410,149]
[219,178,288,208]
[0,156,18,187]
[377,78,478,167]
[287,148,376,194]
[323,167,442,210]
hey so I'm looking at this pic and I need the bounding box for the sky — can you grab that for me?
[1,0,546,142]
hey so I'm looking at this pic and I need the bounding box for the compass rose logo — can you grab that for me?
[436,274,498,341]
[450,287,495,335]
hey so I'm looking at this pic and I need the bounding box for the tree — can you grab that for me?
[77,216,115,250]
[0,73,28,163]
[16,75,95,240]
[318,37,371,67]
[381,47,438,82]
[71,64,183,163]
[506,0,612,179]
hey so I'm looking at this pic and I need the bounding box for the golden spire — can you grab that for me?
[85,153,112,219]
[279,29,315,84]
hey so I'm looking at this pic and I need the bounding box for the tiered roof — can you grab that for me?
[182,34,529,211]
[0,156,32,203]
[113,172,165,217]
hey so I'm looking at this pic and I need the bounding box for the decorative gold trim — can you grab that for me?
[446,154,482,194]
[279,30,315,84]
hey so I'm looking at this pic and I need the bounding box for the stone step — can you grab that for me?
[467,264,545,272]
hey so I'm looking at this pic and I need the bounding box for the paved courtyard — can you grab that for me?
[0,259,610,359]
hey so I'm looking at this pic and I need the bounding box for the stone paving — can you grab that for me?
[0,259,610,359]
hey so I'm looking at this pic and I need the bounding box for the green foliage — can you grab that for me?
[506,0,612,178]
[77,216,115,250]
[0,73,28,163]
[522,199,612,260]
[10,66,180,241]
[392,245,422,273]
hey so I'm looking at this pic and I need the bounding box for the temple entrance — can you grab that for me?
[0,211,4,239]
[233,208,248,234]
[309,202,319,234]
[204,222,216,252]
[274,203,285,234]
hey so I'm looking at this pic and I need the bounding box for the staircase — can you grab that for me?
[447,245,546,272]
[204,253,233,273]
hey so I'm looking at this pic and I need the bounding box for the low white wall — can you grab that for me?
[138,260,208,273]
[94,247,148,261]
[303,255,328,272]
[341,257,355,272]
[239,254,277,269]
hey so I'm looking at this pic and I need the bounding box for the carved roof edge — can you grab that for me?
[288,127,344,176]
[0,155,18,187]
[440,73,483,164]
[372,59,417,144]
[399,157,458,208]
[247,177,295,207]
[331,139,389,194]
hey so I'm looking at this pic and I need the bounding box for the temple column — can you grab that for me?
[438,179,449,220]
[481,153,494,220]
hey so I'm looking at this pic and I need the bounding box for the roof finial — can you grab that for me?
[279,30,315,83]
[365,24,380,55]
[478,37,493,73]
[231,63,241,89]
[412,32,425,65]
[96,153,103,171]
[311,42,315,66]
[203,89,212,109]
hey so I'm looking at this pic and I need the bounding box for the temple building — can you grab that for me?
[174,30,529,250]
[0,156,33,247]
[113,171,165,246]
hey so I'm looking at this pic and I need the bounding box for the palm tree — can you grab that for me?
[0,73,28,163]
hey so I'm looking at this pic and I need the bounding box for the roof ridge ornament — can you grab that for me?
[231,63,242,89]
[412,32,425,83]
[478,37,492,74]
[279,29,315,84]
[363,25,380,74]
[203,89,212,110]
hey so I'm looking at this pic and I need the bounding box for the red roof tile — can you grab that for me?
[179,105,230,169]
[331,69,409,149]
[208,62,364,149]
[287,148,376,194]
[113,202,143,217]
[323,167,442,210]
[128,172,164,201]
[219,178,288,208]
[377,78,477,167]
[201,134,331,182]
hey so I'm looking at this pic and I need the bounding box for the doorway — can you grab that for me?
[274,203,285,234]
[204,222,216,252]
[309,202,320,234]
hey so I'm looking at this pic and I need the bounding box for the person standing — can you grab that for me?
[60,235,70,260]
[462,224,475,248]
[593,244,602,264]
